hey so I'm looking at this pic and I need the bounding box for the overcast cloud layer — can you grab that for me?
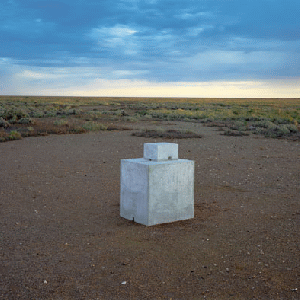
[1,0,300,96]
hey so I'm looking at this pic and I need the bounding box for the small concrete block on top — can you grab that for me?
[143,143,178,161]
[120,143,194,226]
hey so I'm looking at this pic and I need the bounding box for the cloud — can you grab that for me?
[1,56,299,97]
[88,24,181,60]
[170,49,300,82]
[89,24,140,55]
[17,70,69,80]
[219,0,300,40]
[0,0,299,96]
[175,11,214,20]
[187,50,287,68]
[112,70,149,78]
[91,25,137,39]
[187,25,214,36]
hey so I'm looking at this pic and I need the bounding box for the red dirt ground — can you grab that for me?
[0,121,299,299]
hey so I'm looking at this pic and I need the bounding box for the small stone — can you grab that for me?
[44,280,47,284]
[121,281,127,285]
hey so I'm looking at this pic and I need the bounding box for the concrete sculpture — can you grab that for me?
[120,143,194,226]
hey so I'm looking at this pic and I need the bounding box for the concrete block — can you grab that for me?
[120,146,194,226]
[143,143,178,161]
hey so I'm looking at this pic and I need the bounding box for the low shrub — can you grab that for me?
[53,120,69,126]
[0,117,9,128]
[286,124,298,133]
[82,121,108,131]
[67,108,77,115]
[8,116,18,124]
[132,129,202,139]
[9,130,22,140]
[18,118,34,125]
[124,116,140,122]
[68,127,87,134]
[253,123,298,138]
[223,130,249,137]
[29,111,44,118]
[254,120,277,129]
[44,111,57,117]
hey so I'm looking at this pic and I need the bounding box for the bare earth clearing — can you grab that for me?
[0,120,299,299]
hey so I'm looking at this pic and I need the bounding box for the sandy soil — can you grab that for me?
[0,121,299,299]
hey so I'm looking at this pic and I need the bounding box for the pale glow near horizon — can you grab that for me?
[15,79,300,98]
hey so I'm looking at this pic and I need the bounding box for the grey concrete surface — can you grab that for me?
[143,142,179,161]
[120,143,194,226]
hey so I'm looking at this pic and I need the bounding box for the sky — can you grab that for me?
[1,0,300,97]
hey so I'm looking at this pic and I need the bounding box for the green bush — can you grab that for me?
[67,108,77,115]
[0,117,9,128]
[257,124,294,138]
[8,116,18,124]
[286,124,298,133]
[44,111,57,117]
[53,120,68,126]
[9,130,22,140]
[18,118,33,124]
[254,120,276,129]
[82,121,107,131]
[276,125,290,136]
[30,111,44,118]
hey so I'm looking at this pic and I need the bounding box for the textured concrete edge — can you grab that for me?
[120,159,150,225]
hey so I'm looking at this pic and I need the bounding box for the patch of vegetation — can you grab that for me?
[0,96,299,141]
[53,119,69,126]
[222,130,249,137]
[9,130,22,140]
[252,123,298,138]
[132,129,202,139]
[141,102,299,139]
[0,117,9,128]
[18,118,34,125]
[144,104,300,125]
[82,121,108,131]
